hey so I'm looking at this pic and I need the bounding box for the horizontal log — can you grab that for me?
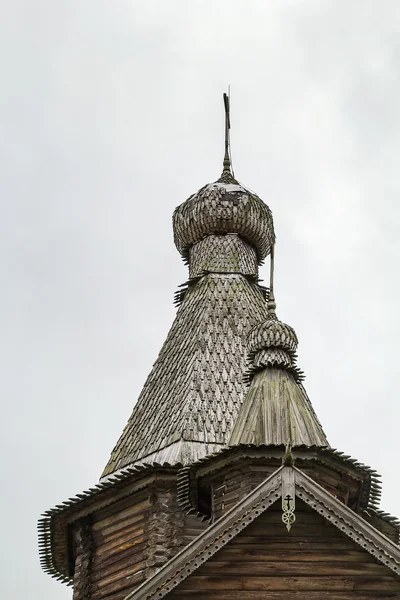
[222,538,357,549]
[94,533,145,556]
[91,561,146,590]
[246,511,331,524]
[93,511,146,538]
[199,561,387,576]
[238,524,341,537]
[94,521,145,547]
[92,499,150,530]
[181,575,400,592]
[90,569,145,599]
[92,543,146,574]
[91,557,146,585]
[90,592,133,600]
[168,591,400,600]
[201,550,374,563]
[92,489,149,522]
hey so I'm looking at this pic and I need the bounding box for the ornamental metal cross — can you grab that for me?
[284,494,293,511]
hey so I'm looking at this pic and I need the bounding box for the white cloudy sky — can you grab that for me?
[1,1,400,598]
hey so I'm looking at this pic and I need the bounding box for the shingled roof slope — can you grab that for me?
[229,368,328,447]
[102,273,269,476]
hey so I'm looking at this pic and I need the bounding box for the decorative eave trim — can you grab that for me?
[294,467,400,573]
[38,463,180,584]
[189,443,383,511]
[364,506,400,528]
[125,465,400,600]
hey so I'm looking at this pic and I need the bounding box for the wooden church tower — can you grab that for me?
[39,95,400,599]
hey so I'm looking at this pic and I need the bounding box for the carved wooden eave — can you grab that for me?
[126,466,400,600]
[178,444,385,513]
[38,463,180,585]
[38,444,399,589]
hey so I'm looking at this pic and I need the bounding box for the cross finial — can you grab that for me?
[218,91,236,183]
[223,92,231,174]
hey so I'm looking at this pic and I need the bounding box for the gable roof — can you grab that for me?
[125,465,400,600]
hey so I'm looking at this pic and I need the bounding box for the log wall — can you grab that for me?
[210,460,277,520]
[208,458,367,521]
[208,457,398,544]
[146,482,185,578]
[71,477,206,600]
[88,488,150,600]
[168,499,400,599]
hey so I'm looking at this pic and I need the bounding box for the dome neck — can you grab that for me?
[217,169,239,184]
[189,234,258,279]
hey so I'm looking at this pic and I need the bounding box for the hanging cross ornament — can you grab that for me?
[281,467,296,531]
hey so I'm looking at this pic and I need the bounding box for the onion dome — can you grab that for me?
[230,257,327,447]
[247,308,298,358]
[246,260,304,383]
[173,96,274,264]
[173,175,275,263]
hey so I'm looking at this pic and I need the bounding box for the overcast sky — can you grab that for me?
[1,1,400,598]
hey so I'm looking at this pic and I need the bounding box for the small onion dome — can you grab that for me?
[246,307,304,384]
[173,174,275,263]
[247,311,298,358]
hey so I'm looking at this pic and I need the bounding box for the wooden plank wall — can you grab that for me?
[183,513,208,547]
[167,499,400,599]
[209,458,373,524]
[88,488,150,600]
[72,479,202,600]
[211,460,352,522]
[210,461,277,520]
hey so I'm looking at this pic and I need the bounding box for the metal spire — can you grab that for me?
[218,91,237,183]
[223,92,231,173]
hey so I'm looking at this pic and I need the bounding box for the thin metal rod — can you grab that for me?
[223,92,231,173]
[270,244,275,297]
[268,244,277,314]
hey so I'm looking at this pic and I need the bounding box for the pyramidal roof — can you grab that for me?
[102,96,328,478]
[229,246,327,448]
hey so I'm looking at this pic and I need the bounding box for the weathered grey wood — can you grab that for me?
[126,468,400,600]
[73,520,92,600]
[169,593,400,599]
[38,102,400,600]
[166,499,400,599]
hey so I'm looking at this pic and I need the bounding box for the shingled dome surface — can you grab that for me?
[173,179,275,262]
[247,314,299,357]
